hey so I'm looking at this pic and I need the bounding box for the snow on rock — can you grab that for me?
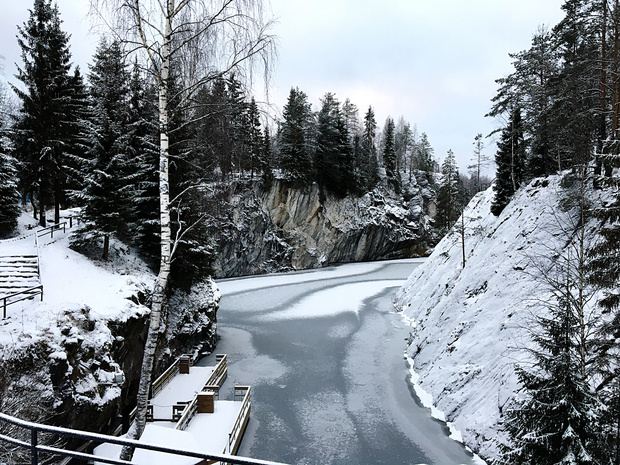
[213,176,435,277]
[394,174,591,462]
[0,212,219,445]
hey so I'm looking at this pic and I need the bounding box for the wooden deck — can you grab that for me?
[97,354,251,464]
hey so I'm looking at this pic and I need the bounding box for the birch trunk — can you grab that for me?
[119,1,173,459]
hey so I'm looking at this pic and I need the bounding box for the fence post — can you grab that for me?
[31,428,38,465]
[3,297,6,319]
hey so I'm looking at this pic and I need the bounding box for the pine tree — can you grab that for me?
[11,0,76,226]
[73,39,132,260]
[491,107,526,216]
[550,0,599,169]
[467,133,490,193]
[279,87,314,184]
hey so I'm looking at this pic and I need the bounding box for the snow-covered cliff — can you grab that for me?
[394,174,601,462]
[0,217,219,457]
[213,176,436,277]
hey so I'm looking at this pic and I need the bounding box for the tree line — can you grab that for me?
[0,0,491,255]
[487,1,620,464]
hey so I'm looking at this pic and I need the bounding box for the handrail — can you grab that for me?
[1,284,43,319]
[227,386,252,455]
[0,412,288,465]
[175,396,199,432]
[36,221,67,239]
[151,356,181,398]
[204,354,228,389]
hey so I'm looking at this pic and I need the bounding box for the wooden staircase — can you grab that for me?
[0,254,42,318]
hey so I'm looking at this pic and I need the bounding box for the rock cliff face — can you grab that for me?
[212,177,436,277]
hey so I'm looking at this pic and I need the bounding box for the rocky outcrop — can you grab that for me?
[212,176,435,277]
[0,279,218,460]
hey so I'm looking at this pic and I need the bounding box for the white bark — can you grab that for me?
[88,1,274,460]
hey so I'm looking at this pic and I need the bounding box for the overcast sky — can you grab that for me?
[1,0,565,172]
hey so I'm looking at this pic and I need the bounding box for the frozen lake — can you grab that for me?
[200,258,478,465]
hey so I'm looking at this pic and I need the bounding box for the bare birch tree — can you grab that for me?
[88,0,275,458]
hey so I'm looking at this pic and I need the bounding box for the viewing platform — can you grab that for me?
[95,354,252,464]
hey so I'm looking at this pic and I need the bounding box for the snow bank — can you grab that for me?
[394,175,593,461]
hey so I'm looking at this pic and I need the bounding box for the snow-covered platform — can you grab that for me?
[95,354,252,464]
[148,354,227,421]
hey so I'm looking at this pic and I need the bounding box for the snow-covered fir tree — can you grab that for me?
[279,87,315,184]
[72,39,133,260]
[435,149,466,233]
[0,147,21,237]
[383,117,400,193]
[315,92,355,197]
[360,106,379,191]
[11,0,76,226]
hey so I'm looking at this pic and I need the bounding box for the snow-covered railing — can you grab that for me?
[204,354,228,388]
[35,221,67,240]
[1,284,43,318]
[150,355,184,398]
[226,386,252,456]
[0,411,288,465]
[174,397,198,432]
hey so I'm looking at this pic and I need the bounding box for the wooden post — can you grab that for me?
[179,355,190,374]
[197,392,215,414]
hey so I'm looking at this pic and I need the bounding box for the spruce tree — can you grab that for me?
[435,149,465,233]
[73,39,132,260]
[11,0,75,226]
[360,106,379,191]
[0,141,21,237]
[315,92,354,197]
[127,63,160,267]
[261,126,274,188]
[247,97,262,179]
[383,117,400,192]
[491,107,526,216]
[279,87,314,184]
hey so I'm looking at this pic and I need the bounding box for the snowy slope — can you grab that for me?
[394,174,599,461]
[0,213,154,349]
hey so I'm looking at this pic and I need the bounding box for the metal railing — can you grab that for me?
[0,412,288,465]
[35,221,67,240]
[1,285,43,318]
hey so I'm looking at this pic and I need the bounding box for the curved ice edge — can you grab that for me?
[404,353,488,465]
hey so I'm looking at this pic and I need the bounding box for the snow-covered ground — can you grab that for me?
[394,175,599,461]
[0,212,154,349]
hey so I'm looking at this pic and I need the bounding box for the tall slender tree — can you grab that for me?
[90,1,275,455]
[73,39,132,260]
[383,117,400,192]
[279,87,314,184]
[360,106,379,191]
[12,0,76,226]
[491,107,526,216]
